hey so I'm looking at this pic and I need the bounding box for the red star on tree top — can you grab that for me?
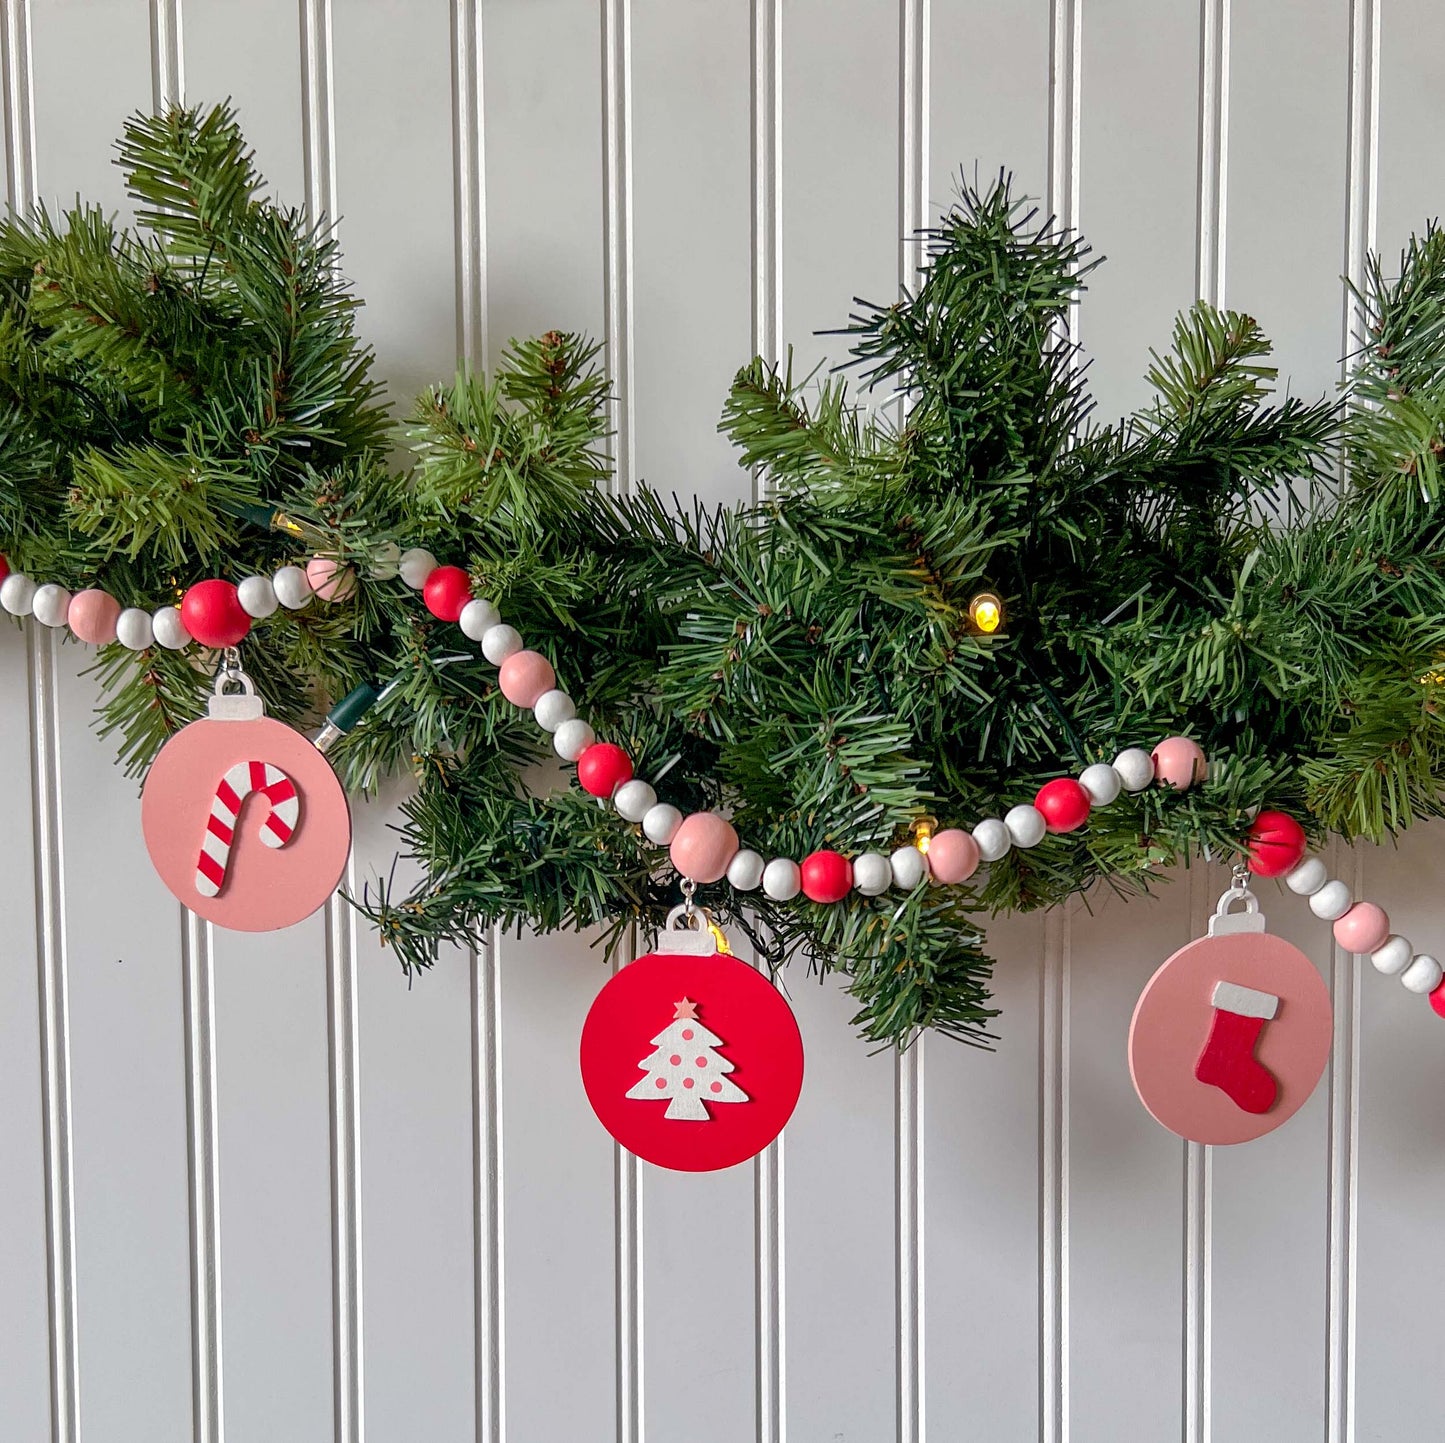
[673,997,699,1021]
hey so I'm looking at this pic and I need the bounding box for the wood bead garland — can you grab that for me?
[1247,810,1308,877]
[498,650,556,709]
[67,589,120,645]
[32,583,71,628]
[1151,735,1207,790]
[1333,902,1390,955]
[116,607,154,650]
[272,565,312,609]
[181,579,251,649]
[1034,778,1091,833]
[422,564,472,622]
[576,742,633,799]
[800,849,852,903]
[669,811,739,884]
[926,828,980,884]
[306,556,356,602]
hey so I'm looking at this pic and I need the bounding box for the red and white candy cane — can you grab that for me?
[195,760,300,897]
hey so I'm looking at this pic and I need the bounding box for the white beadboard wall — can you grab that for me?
[1,2,1443,1440]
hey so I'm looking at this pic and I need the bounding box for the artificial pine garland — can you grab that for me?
[3,104,1444,1047]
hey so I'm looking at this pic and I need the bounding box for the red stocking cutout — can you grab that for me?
[1194,981,1279,1115]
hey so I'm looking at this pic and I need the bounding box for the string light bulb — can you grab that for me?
[912,817,934,855]
[969,591,1004,635]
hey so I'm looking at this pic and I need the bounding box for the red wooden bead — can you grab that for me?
[422,564,473,622]
[576,742,633,798]
[180,579,252,649]
[1034,777,1091,833]
[800,849,853,904]
[1247,809,1307,878]
[1430,977,1445,1020]
[0,553,9,583]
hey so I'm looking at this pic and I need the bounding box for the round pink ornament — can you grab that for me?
[1129,888,1331,1145]
[927,828,980,884]
[1151,735,1207,790]
[498,649,556,708]
[67,589,121,645]
[306,556,356,602]
[141,671,351,931]
[1332,901,1390,955]
[669,812,740,885]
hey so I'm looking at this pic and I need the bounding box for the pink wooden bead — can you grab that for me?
[1151,735,1208,790]
[498,650,556,709]
[1332,901,1390,956]
[67,588,121,645]
[669,811,740,885]
[927,828,981,885]
[306,556,356,602]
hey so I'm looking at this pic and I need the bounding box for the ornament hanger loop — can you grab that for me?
[1209,877,1266,936]
[680,877,697,921]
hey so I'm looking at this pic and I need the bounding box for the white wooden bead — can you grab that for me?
[532,689,576,733]
[762,858,801,901]
[552,718,594,762]
[481,624,523,664]
[272,565,313,609]
[237,575,279,619]
[369,540,401,580]
[1079,762,1122,806]
[1004,804,1047,848]
[151,605,191,650]
[972,818,1011,863]
[853,852,893,896]
[1,573,36,616]
[1371,934,1414,976]
[613,779,657,823]
[889,846,928,890]
[727,849,766,891]
[398,547,438,589]
[1113,747,1155,792]
[1285,857,1327,895]
[459,597,501,641]
[641,803,682,846]
[1308,879,1352,921]
[1402,954,1443,995]
[115,607,154,650]
[31,583,71,628]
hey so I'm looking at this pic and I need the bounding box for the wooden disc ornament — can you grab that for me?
[1129,881,1332,1144]
[142,665,352,931]
[580,906,804,1171]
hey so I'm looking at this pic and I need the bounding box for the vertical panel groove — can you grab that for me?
[602,6,640,1440]
[1042,11,1079,1443]
[470,943,504,1443]
[1329,8,1376,1435]
[1183,867,1214,1443]
[302,6,362,1438]
[897,4,928,1439]
[1039,906,1069,1443]
[750,4,784,1441]
[1185,13,1227,1439]
[453,8,501,1440]
[451,0,487,372]
[4,12,76,1442]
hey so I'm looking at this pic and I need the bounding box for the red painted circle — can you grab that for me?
[422,564,473,621]
[576,742,633,798]
[181,579,252,649]
[1034,777,1092,832]
[580,949,804,1172]
[142,713,352,931]
[1246,809,1308,877]
[1128,929,1332,1144]
[800,849,852,903]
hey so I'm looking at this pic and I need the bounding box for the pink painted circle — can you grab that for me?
[142,713,352,931]
[1128,929,1332,1145]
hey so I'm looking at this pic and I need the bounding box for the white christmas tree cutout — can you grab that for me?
[625,997,749,1121]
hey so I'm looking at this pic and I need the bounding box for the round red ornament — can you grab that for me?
[1034,777,1091,833]
[422,564,472,622]
[181,579,252,649]
[1129,884,1332,1144]
[800,849,852,903]
[1246,809,1307,878]
[141,668,351,931]
[580,913,803,1171]
[576,741,633,798]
